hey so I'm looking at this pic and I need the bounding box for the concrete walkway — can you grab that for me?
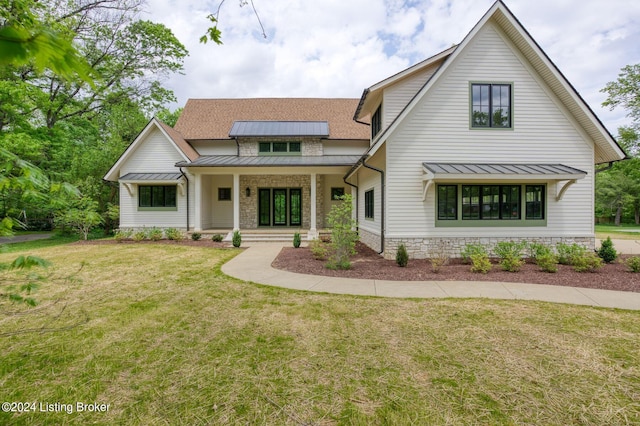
[222,241,640,311]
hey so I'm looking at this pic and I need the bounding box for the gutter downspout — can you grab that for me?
[343,175,359,232]
[179,167,190,231]
[362,157,384,255]
[595,162,615,174]
[234,137,240,156]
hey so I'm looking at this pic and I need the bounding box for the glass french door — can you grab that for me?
[258,188,302,227]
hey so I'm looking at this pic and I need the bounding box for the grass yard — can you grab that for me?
[1,243,639,425]
[596,223,640,240]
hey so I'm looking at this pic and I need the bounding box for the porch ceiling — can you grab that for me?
[177,155,361,167]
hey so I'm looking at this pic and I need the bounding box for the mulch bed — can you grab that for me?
[272,242,640,293]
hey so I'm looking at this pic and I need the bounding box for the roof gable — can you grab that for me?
[360,0,626,165]
[174,98,369,140]
[103,118,197,182]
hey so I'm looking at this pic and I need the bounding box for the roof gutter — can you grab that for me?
[361,156,384,255]
[343,175,359,232]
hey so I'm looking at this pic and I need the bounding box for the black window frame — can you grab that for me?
[371,104,382,139]
[526,185,545,220]
[331,187,345,201]
[258,141,302,155]
[437,185,458,220]
[138,185,177,208]
[461,185,521,220]
[218,187,231,201]
[364,189,374,219]
[471,83,512,128]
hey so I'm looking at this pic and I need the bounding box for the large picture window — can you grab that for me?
[139,185,177,208]
[438,184,545,224]
[471,83,512,128]
[365,189,374,219]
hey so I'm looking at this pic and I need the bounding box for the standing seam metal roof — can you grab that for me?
[422,163,587,176]
[229,121,329,137]
[177,155,361,167]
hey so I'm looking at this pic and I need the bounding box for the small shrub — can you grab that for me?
[326,259,351,270]
[191,232,202,241]
[429,241,451,273]
[572,252,604,273]
[310,239,328,260]
[596,237,618,263]
[165,228,184,241]
[528,242,553,261]
[500,256,524,272]
[461,243,486,264]
[326,194,357,270]
[148,227,163,241]
[625,256,640,273]
[470,253,492,274]
[293,232,301,248]
[232,230,241,247]
[132,230,147,242]
[494,241,526,273]
[536,252,558,273]
[114,229,132,242]
[556,243,586,265]
[396,244,408,267]
[212,234,223,242]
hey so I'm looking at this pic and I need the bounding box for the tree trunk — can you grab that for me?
[615,204,622,226]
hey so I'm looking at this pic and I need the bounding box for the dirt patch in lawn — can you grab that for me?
[273,242,640,293]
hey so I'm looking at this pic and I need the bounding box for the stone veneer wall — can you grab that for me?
[382,236,596,260]
[238,138,323,156]
[239,175,325,229]
[358,228,382,253]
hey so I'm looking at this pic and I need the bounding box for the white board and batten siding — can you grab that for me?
[383,22,595,239]
[118,127,194,229]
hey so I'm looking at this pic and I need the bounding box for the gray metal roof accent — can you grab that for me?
[177,155,361,168]
[119,172,183,181]
[422,163,587,176]
[229,121,330,137]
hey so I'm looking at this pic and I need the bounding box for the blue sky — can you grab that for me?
[146,0,640,135]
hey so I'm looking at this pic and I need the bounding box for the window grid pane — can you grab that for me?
[259,142,271,152]
[365,190,374,219]
[526,185,545,219]
[438,185,457,220]
[139,185,177,208]
[472,83,511,128]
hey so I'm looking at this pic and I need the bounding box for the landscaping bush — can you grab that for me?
[211,233,224,242]
[536,252,558,273]
[626,256,640,273]
[470,252,492,274]
[232,230,242,247]
[396,244,408,267]
[572,252,604,273]
[528,242,553,261]
[310,239,328,260]
[494,241,526,272]
[293,232,301,248]
[148,227,163,241]
[132,230,147,242]
[556,243,586,265]
[429,242,450,273]
[114,228,132,242]
[165,228,184,241]
[191,232,202,241]
[461,243,486,264]
[596,236,618,263]
[325,194,357,270]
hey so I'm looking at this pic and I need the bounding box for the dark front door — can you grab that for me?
[258,188,302,227]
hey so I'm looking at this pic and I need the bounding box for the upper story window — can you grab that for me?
[371,104,382,139]
[258,141,301,155]
[471,83,512,128]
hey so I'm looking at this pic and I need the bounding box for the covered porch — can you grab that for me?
[185,158,358,239]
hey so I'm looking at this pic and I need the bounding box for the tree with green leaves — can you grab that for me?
[597,64,640,224]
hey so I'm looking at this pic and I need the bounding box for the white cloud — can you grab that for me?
[145,0,640,135]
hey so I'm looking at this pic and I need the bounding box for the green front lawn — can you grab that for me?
[596,223,640,240]
[1,244,639,424]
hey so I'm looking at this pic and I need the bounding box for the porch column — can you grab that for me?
[194,172,202,232]
[233,173,240,231]
[308,173,318,240]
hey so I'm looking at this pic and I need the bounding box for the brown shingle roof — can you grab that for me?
[174,98,369,140]
[155,119,199,161]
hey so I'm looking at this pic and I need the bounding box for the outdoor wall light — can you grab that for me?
[245,187,251,197]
